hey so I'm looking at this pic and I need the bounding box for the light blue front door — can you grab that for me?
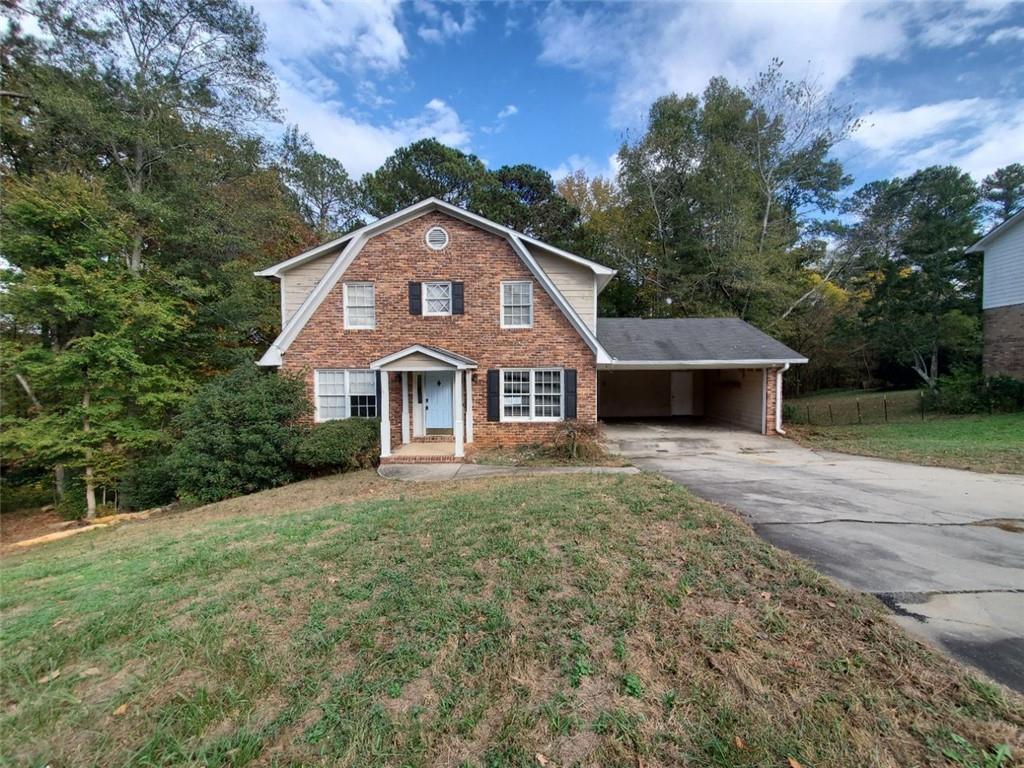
[424,372,454,429]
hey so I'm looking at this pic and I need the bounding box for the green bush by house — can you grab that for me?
[295,418,380,474]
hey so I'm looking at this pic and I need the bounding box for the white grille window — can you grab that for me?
[501,281,533,328]
[502,369,562,421]
[344,283,375,329]
[315,369,378,421]
[424,281,452,316]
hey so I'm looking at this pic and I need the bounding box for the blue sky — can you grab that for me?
[251,0,1024,189]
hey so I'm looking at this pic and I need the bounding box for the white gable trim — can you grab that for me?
[258,198,611,366]
[371,344,477,370]
[966,209,1024,254]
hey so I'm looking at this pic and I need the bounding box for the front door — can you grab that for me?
[424,371,454,429]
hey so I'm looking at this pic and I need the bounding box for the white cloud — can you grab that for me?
[549,153,621,183]
[537,1,907,127]
[987,25,1024,43]
[910,0,1013,48]
[853,99,985,153]
[252,0,407,73]
[416,0,478,44]
[851,97,1024,179]
[497,104,518,119]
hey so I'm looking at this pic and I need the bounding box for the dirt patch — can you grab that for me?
[972,518,1024,533]
[1,508,73,546]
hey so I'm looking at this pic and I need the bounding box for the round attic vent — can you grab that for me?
[425,226,449,250]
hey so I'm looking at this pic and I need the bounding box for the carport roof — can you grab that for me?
[597,318,808,367]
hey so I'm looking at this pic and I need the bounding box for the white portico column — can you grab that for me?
[465,370,474,444]
[380,372,391,458]
[454,369,465,458]
[400,371,410,444]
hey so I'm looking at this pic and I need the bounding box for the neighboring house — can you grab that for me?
[966,209,1024,382]
[255,198,806,462]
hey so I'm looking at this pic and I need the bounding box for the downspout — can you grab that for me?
[775,363,791,435]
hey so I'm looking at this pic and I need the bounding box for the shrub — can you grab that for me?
[295,418,380,474]
[925,370,1024,415]
[120,451,177,510]
[551,420,604,461]
[170,364,309,504]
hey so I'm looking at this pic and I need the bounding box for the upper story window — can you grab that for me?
[343,282,375,329]
[501,281,533,328]
[315,369,377,421]
[425,226,449,250]
[423,281,452,316]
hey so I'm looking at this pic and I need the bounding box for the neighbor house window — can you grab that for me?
[343,282,375,329]
[315,369,377,421]
[501,281,533,328]
[423,281,452,315]
[502,368,562,421]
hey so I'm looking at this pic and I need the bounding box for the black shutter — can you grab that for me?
[452,281,465,314]
[408,282,421,314]
[487,369,500,422]
[564,369,577,419]
[375,371,383,418]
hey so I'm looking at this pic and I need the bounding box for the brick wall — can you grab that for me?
[983,304,1024,382]
[281,212,598,448]
[765,366,780,435]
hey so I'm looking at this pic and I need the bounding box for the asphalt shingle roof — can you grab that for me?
[596,318,806,363]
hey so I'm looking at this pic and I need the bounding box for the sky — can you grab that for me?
[251,0,1024,188]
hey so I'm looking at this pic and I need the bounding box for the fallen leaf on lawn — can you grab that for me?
[80,667,102,677]
[788,758,804,768]
[535,753,550,766]
[760,591,772,600]
[113,703,129,716]
[734,735,746,749]
[37,670,60,684]
[326,576,339,585]
[825,601,836,608]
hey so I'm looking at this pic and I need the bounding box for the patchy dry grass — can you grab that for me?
[787,413,1024,474]
[2,471,1021,767]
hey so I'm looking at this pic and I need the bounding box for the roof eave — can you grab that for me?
[599,357,809,370]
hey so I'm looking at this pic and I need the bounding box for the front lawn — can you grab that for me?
[2,472,1020,766]
[787,412,1024,474]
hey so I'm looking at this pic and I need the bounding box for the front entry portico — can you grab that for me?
[370,345,476,460]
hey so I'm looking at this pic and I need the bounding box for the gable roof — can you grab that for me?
[966,208,1024,254]
[254,198,617,290]
[596,318,807,368]
[257,198,613,366]
[370,344,477,370]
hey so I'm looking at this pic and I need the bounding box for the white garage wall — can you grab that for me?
[704,369,764,432]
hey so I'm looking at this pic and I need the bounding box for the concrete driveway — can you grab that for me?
[603,420,1024,692]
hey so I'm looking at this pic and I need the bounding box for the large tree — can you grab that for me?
[980,163,1024,223]
[279,126,362,238]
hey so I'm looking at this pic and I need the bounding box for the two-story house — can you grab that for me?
[966,208,1024,381]
[255,198,806,462]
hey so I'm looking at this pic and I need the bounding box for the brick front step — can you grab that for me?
[411,435,455,443]
[380,455,462,465]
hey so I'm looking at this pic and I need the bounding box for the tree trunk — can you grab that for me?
[82,388,96,520]
[930,341,939,385]
[54,465,66,502]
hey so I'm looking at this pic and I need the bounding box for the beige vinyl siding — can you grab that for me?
[280,253,337,324]
[533,251,597,331]
[378,352,455,371]
[983,220,1024,309]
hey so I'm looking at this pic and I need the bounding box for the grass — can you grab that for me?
[787,412,1024,474]
[787,388,924,425]
[471,444,628,467]
[2,471,1022,767]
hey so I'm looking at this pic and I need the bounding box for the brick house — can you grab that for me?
[966,209,1024,382]
[256,199,806,462]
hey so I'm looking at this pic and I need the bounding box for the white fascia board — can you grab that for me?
[517,234,616,277]
[966,209,1024,253]
[371,344,477,370]
[254,232,357,277]
[257,346,282,366]
[598,358,808,370]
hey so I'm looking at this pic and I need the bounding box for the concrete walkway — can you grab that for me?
[378,463,639,482]
[603,420,1024,693]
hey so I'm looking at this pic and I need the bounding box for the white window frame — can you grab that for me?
[343,282,375,329]
[500,281,533,329]
[314,369,378,422]
[499,368,564,422]
[422,281,452,316]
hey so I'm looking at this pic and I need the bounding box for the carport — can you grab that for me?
[596,318,807,434]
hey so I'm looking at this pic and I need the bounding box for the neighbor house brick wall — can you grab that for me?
[281,211,597,448]
[983,304,1024,382]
